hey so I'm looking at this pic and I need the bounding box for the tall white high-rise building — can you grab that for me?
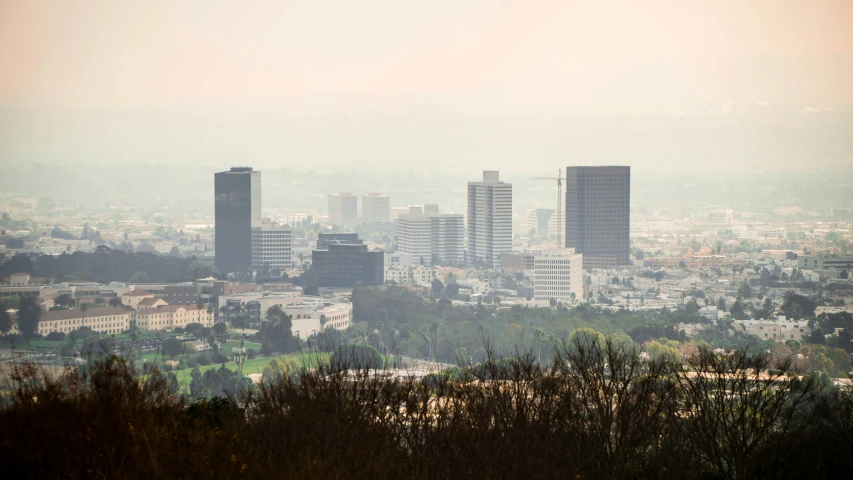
[362,193,391,222]
[251,219,293,273]
[396,206,465,266]
[430,214,464,265]
[328,192,358,226]
[533,248,583,303]
[397,207,433,266]
[467,171,512,268]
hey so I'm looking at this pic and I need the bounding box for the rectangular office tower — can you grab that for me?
[215,167,261,275]
[312,243,384,287]
[328,192,358,226]
[564,166,630,268]
[251,219,292,274]
[468,171,512,269]
[361,193,391,222]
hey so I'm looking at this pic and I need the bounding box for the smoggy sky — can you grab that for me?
[3,0,852,108]
[0,0,851,173]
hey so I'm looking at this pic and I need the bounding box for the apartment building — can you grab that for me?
[385,264,439,286]
[468,171,512,269]
[396,206,464,267]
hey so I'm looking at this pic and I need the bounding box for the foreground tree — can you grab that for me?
[0,301,11,333]
[260,305,293,354]
[16,296,42,336]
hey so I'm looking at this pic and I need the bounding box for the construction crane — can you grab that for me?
[529,169,563,246]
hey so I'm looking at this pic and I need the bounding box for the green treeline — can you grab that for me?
[354,286,746,361]
[0,247,216,284]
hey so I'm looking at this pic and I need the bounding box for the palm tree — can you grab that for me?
[80,303,88,329]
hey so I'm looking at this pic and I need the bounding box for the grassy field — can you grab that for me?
[170,351,331,386]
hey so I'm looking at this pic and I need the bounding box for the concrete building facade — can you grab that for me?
[251,219,293,272]
[533,248,583,303]
[397,207,433,265]
[397,207,465,267]
[468,171,512,269]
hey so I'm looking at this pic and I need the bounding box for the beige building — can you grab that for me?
[135,304,214,331]
[136,297,169,311]
[121,289,157,309]
[7,272,31,286]
[37,306,134,336]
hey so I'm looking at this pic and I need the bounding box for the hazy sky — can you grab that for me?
[1,0,851,173]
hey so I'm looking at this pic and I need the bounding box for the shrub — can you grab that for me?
[45,331,66,341]
[330,343,383,370]
[247,348,258,360]
[212,353,228,364]
[69,327,95,341]
[185,322,203,334]
[196,354,211,366]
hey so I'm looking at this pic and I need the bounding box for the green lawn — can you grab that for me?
[170,351,331,386]
[0,331,186,351]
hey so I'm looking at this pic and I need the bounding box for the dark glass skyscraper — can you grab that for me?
[214,167,261,275]
[565,166,630,268]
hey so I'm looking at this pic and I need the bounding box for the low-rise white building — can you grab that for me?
[385,265,439,286]
[533,248,583,303]
[218,293,352,337]
[736,318,811,342]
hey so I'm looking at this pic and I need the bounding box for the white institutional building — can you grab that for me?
[468,171,512,268]
[219,292,353,337]
[396,205,464,266]
[361,193,391,222]
[533,248,583,303]
[251,219,293,272]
